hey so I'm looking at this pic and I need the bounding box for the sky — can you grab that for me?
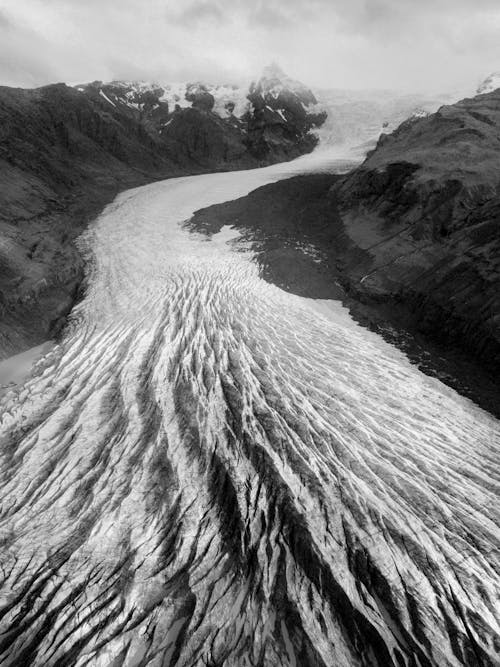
[1,0,500,93]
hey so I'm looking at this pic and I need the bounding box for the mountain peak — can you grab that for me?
[257,63,309,96]
[249,64,320,115]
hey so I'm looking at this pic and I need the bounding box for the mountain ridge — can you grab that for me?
[0,67,325,357]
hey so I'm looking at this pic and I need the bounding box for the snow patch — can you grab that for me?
[99,90,116,107]
[477,72,500,95]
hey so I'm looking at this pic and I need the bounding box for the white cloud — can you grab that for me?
[0,0,500,92]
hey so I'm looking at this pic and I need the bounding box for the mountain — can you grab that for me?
[75,80,251,120]
[0,68,325,358]
[245,64,327,158]
[332,89,500,373]
[75,67,327,162]
[189,87,500,411]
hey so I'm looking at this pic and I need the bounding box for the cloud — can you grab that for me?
[248,7,292,29]
[0,0,500,92]
[0,9,64,87]
[167,1,225,27]
[0,10,12,28]
[246,3,296,29]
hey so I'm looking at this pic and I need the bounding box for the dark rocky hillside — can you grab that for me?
[190,88,500,411]
[0,70,325,357]
[245,64,327,159]
[333,89,500,372]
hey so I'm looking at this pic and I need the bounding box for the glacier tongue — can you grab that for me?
[0,152,499,666]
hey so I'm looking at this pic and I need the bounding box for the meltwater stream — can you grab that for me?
[0,152,499,667]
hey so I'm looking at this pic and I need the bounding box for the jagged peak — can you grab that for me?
[73,69,324,121]
[250,64,319,111]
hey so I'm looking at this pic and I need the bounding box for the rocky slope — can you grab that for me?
[0,68,325,357]
[190,88,500,411]
[245,64,327,159]
[335,88,500,371]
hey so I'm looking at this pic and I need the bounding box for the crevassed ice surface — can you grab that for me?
[0,149,499,667]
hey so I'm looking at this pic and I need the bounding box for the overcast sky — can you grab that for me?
[1,0,500,93]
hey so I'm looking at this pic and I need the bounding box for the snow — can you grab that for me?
[311,87,449,150]
[160,82,250,118]
[264,106,287,123]
[411,109,429,118]
[77,66,316,121]
[113,80,163,95]
[477,72,500,95]
[99,90,116,107]
[159,82,192,109]
[0,341,54,398]
[94,78,249,119]
[209,84,250,118]
[268,85,283,99]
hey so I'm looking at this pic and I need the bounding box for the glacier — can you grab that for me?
[0,149,499,666]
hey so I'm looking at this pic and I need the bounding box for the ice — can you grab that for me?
[477,71,500,95]
[0,145,498,665]
[99,89,116,107]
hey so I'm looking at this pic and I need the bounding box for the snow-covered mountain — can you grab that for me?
[74,65,328,125]
[249,63,318,108]
[247,63,326,133]
[75,67,325,123]
[75,66,481,166]
[74,80,252,119]
[74,67,327,163]
[171,82,250,118]
[74,68,456,157]
[477,72,500,95]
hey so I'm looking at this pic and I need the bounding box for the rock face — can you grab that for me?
[334,88,500,374]
[77,80,172,136]
[0,67,325,357]
[185,83,215,111]
[190,88,500,405]
[246,63,327,159]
